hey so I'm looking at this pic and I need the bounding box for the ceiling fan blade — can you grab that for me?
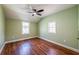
[32,14,34,16]
[37,13,41,16]
[33,9,36,12]
[37,9,44,12]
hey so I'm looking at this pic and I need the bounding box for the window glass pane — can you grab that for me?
[52,28,56,33]
[49,28,53,32]
[48,28,56,33]
[23,22,29,26]
[48,22,56,28]
[48,22,56,33]
[22,22,29,34]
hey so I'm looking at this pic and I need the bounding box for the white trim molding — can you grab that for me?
[0,43,5,54]
[0,36,79,54]
[5,36,38,44]
[39,37,79,53]
[0,36,38,54]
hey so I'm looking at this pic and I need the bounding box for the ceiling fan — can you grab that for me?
[29,9,44,16]
[25,5,44,16]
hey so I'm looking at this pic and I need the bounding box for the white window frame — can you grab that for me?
[22,22,29,34]
[48,22,56,33]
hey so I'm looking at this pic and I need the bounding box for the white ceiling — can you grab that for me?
[2,4,76,22]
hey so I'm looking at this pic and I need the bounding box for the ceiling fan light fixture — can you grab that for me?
[33,13,36,14]
[32,13,36,16]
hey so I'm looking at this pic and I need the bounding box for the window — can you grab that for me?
[48,22,56,33]
[22,22,29,34]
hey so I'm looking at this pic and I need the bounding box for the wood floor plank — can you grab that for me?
[1,37,79,55]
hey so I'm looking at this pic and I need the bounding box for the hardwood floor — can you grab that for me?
[1,37,79,55]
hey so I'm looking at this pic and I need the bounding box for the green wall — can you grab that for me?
[5,19,38,41]
[0,5,5,49]
[39,6,78,49]
[78,5,79,49]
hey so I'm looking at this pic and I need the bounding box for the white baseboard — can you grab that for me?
[0,43,5,54]
[0,36,38,54]
[39,37,79,53]
[5,36,38,44]
[1,36,79,54]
